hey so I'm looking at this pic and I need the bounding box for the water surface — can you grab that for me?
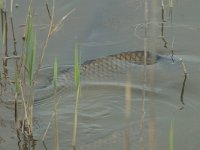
[1,0,200,150]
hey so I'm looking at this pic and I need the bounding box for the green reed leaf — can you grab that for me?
[0,0,2,10]
[53,57,58,88]
[24,7,37,86]
[74,43,80,87]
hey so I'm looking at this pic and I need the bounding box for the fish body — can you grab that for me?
[59,51,159,82]
[34,51,175,102]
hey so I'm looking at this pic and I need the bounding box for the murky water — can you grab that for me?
[1,0,200,150]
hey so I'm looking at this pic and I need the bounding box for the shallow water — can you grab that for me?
[1,0,200,150]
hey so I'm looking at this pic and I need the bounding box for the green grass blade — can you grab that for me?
[53,57,58,88]
[0,0,2,9]
[25,11,33,65]
[29,33,36,85]
[24,7,37,86]
[74,43,80,87]
[53,57,59,150]
[72,43,81,149]
[72,84,80,149]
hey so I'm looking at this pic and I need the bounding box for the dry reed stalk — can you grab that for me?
[33,2,75,82]
[123,73,132,150]
[33,0,55,81]
[139,0,148,150]
[147,0,158,149]
[179,58,188,110]
[10,0,17,56]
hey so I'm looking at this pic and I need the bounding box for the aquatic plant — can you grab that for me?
[53,57,60,150]
[169,0,173,23]
[72,43,81,150]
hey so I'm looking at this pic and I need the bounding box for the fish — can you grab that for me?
[57,51,159,82]
[34,51,165,102]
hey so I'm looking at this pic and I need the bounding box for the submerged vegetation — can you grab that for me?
[0,0,189,150]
